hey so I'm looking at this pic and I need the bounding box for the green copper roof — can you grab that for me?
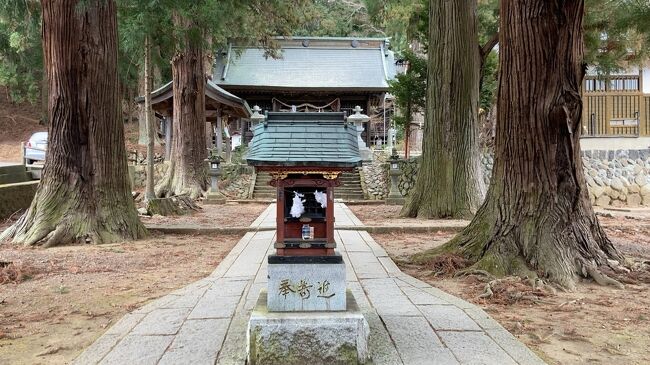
[215,45,396,91]
[246,112,361,167]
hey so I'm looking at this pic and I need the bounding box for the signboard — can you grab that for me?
[610,118,638,127]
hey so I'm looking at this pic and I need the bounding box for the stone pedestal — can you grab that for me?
[203,170,226,204]
[385,195,405,205]
[204,191,226,204]
[354,123,373,162]
[385,170,404,205]
[248,290,370,365]
[267,254,346,312]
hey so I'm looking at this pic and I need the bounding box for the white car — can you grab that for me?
[24,132,48,164]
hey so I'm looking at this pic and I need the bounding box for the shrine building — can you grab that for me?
[214,36,397,145]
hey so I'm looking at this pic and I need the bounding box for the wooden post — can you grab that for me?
[606,94,612,135]
[216,110,223,156]
[276,181,285,250]
[164,115,172,160]
[205,120,213,149]
[225,118,233,163]
[326,184,335,247]
[20,142,26,165]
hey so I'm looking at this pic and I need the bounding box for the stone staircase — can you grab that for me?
[251,172,276,200]
[337,170,365,201]
[252,169,365,201]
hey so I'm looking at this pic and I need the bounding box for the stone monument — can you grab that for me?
[246,112,370,365]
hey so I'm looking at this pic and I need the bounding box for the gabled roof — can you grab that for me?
[247,112,361,167]
[136,80,252,119]
[215,37,396,92]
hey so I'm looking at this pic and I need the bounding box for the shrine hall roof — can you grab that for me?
[246,112,361,168]
[214,37,396,91]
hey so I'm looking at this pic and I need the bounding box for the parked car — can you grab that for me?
[24,132,48,164]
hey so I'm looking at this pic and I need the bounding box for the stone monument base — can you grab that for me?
[204,191,226,204]
[247,290,370,365]
[385,195,405,205]
[267,254,346,312]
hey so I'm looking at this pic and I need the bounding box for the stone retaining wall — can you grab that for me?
[132,162,169,189]
[131,162,253,199]
[360,162,389,200]
[582,150,650,207]
[391,149,650,208]
[0,180,39,219]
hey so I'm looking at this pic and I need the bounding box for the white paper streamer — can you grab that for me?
[314,190,327,209]
[290,191,305,218]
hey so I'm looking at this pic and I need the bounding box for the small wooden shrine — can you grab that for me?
[246,112,368,364]
[247,112,362,257]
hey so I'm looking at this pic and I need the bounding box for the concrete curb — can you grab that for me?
[146,221,641,235]
[145,224,275,235]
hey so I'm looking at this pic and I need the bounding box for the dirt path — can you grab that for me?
[371,217,650,365]
[0,232,239,365]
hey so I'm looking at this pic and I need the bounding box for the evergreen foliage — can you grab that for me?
[388,50,426,132]
[0,0,42,104]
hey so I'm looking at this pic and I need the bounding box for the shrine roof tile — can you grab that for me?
[246,112,361,167]
[214,44,396,91]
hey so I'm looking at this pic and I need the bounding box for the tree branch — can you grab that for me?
[480,32,499,64]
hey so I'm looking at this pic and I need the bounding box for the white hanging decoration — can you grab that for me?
[314,190,327,209]
[290,191,306,218]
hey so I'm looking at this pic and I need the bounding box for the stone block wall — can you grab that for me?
[582,150,650,207]
[360,162,389,200]
[132,162,169,189]
[0,180,39,219]
[215,163,253,200]
[397,158,420,197]
[391,149,650,208]
[131,162,253,200]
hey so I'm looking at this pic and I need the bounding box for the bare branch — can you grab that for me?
[480,32,499,64]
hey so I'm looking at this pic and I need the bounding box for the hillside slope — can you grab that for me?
[0,87,43,162]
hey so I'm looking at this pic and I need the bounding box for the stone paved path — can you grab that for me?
[74,204,545,365]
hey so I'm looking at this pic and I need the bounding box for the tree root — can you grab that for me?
[585,264,625,289]
[147,196,200,216]
[478,279,498,299]
[454,268,496,281]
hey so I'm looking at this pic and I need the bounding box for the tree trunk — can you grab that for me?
[1,0,146,247]
[404,103,411,159]
[439,0,624,289]
[155,15,207,199]
[39,70,48,125]
[137,69,147,145]
[401,0,485,219]
[144,37,155,201]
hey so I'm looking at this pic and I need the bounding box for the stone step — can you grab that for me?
[252,170,367,200]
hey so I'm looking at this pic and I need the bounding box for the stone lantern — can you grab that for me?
[205,147,226,204]
[250,105,266,130]
[386,148,405,205]
[347,105,372,161]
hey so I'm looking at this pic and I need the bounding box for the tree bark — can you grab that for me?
[401,0,485,219]
[137,68,147,145]
[144,36,155,201]
[404,103,411,159]
[155,15,207,199]
[1,0,146,247]
[439,0,624,289]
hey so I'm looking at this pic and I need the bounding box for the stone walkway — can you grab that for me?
[74,204,545,365]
